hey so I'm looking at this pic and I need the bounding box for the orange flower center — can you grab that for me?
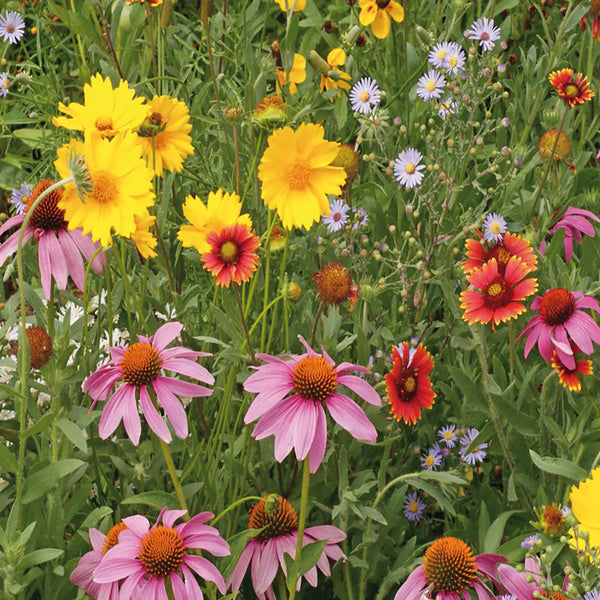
[313,263,352,305]
[423,537,477,594]
[541,504,565,535]
[25,326,53,369]
[102,522,128,555]
[91,171,117,205]
[220,240,239,264]
[26,179,67,231]
[285,160,312,190]
[292,355,338,402]
[95,116,114,132]
[120,342,162,387]
[248,495,299,542]
[540,592,570,600]
[405,162,416,174]
[139,525,186,578]
[483,275,512,309]
[539,288,575,326]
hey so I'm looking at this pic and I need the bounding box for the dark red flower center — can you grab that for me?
[394,370,418,401]
[376,0,391,8]
[139,525,185,578]
[120,342,162,387]
[482,275,513,308]
[539,288,575,326]
[248,495,299,541]
[26,179,67,231]
[486,244,512,270]
[292,355,338,402]
[423,537,477,594]
[25,326,53,369]
[480,31,490,41]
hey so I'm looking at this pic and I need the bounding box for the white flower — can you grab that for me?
[393,148,425,190]
[438,98,457,120]
[482,213,507,243]
[428,42,453,69]
[465,17,501,52]
[444,42,466,74]
[349,77,381,115]
[416,69,446,101]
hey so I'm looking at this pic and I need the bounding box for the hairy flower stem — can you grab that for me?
[233,283,257,364]
[15,177,72,526]
[309,301,325,347]
[287,457,311,599]
[159,438,189,519]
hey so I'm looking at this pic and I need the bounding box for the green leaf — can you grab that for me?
[529,450,587,481]
[21,413,55,439]
[484,511,518,553]
[0,441,17,473]
[20,549,64,570]
[121,491,178,509]
[55,418,88,453]
[22,459,86,504]
[564,1,591,32]
[296,539,328,576]
[222,528,263,578]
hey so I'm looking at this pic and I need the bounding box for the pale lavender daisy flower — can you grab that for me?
[438,98,457,120]
[482,213,507,243]
[404,492,426,522]
[502,117,510,127]
[10,183,31,215]
[349,77,381,114]
[444,42,466,73]
[584,590,600,600]
[323,198,350,232]
[0,72,9,98]
[521,534,539,549]
[421,444,443,470]
[460,428,488,465]
[465,17,501,51]
[393,148,425,189]
[416,69,446,101]
[0,11,25,44]
[428,42,453,68]
[437,424,458,448]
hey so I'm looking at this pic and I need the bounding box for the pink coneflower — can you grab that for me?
[70,522,128,599]
[0,179,105,300]
[94,507,229,599]
[394,536,506,599]
[518,288,600,370]
[83,321,214,445]
[243,335,381,473]
[227,495,345,599]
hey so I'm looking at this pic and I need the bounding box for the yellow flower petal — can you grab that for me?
[387,0,405,22]
[327,48,347,68]
[371,9,391,39]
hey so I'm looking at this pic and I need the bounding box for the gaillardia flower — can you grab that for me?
[55,133,155,247]
[313,262,353,306]
[570,467,600,548]
[53,73,147,138]
[201,223,260,287]
[137,95,194,177]
[394,536,507,600]
[358,0,404,39]
[243,336,381,473]
[258,123,346,230]
[549,68,595,106]
[385,342,435,425]
[177,189,252,254]
[460,257,538,329]
[227,495,345,599]
[552,345,593,392]
[518,288,600,370]
[462,231,537,275]
[94,508,229,599]
[0,179,105,300]
[83,322,214,445]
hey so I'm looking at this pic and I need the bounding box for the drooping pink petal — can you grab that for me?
[336,373,381,406]
[57,228,85,289]
[184,555,227,594]
[84,368,122,402]
[251,540,279,594]
[244,383,295,424]
[170,573,188,600]
[252,396,301,441]
[151,321,183,351]
[98,385,132,440]
[226,542,256,591]
[139,385,172,443]
[93,548,141,583]
[0,229,33,266]
[304,525,346,544]
[161,358,215,385]
[309,406,328,473]
[68,227,106,273]
[292,400,318,460]
[121,386,142,445]
[181,564,204,600]
[0,214,25,236]
[326,393,377,443]
[153,378,188,439]
[564,315,594,354]
[475,553,507,580]
[155,375,212,398]
[498,564,535,600]
[393,565,427,600]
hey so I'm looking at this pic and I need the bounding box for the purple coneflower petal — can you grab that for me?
[393,565,427,600]
[139,385,172,443]
[326,393,377,443]
[152,321,183,351]
[98,385,132,440]
[226,542,255,591]
[155,375,212,398]
[184,555,227,593]
[309,407,328,473]
[337,373,381,405]
[292,400,319,459]
[121,386,142,446]
[243,383,294,423]
[181,564,204,599]
[252,540,279,594]
[58,228,85,289]
[153,379,188,438]
[161,358,215,385]
[170,573,187,600]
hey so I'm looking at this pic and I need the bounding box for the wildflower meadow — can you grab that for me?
[1,0,600,598]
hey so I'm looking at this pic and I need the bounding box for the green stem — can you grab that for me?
[83,246,104,371]
[233,123,241,195]
[241,130,264,205]
[508,321,515,400]
[160,438,189,517]
[309,301,325,347]
[233,284,257,363]
[288,457,311,599]
[211,495,264,526]
[15,177,72,526]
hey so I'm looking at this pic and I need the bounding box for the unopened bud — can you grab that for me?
[308,50,330,75]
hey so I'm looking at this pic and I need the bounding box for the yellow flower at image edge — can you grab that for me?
[570,466,600,548]
[54,133,155,247]
[131,211,158,258]
[258,123,346,230]
[177,189,252,254]
[359,0,404,39]
[274,0,305,11]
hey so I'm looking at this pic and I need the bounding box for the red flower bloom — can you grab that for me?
[551,344,593,392]
[548,68,594,106]
[202,223,260,287]
[385,343,435,425]
[462,232,537,276]
[460,257,538,330]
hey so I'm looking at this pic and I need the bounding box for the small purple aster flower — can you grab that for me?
[0,11,25,44]
[349,77,381,115]
[498,62,506,73]
[514,156,522,166]
[438,98,456,120]
[403,491,426,522]
[428,42,453,69]
[421,444,443,470]
[437,424,457,448]
[482,67,492,78]
[459,428,487,465]
[501,146,510,157]
[482,213,507,243]
[393,148,425,190]
[0,72,9,98]
[561,505,570,516]
[501,117,510,127]
[416,69,446,101]
[10,183,31,215]
[520,534,539,549]
[584,590,600,600]
[322,198,350,232]
[465,17,501,52]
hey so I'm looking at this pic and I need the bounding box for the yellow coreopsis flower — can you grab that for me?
[131,211,158,258]
[53,73,147,138]
[137,95,194,177]
[359,0,404,39]
[258,123,347,230]
[570,466,600,548]
[319,49,352,98]
[54,133,155,247]
[274,0,306,10]
[276,54,306,96]
[177,189,252,254]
